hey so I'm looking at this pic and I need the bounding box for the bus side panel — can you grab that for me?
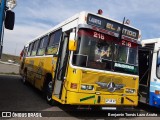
[23,56,55,91]
[34,56,56,90]
[33,57,41,89]
[26,58,35,84]
[149,50,160,108]
[149,81,160,108]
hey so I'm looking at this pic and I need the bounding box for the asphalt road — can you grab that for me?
[0,75,160,120]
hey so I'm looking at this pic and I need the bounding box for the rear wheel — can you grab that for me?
[22,70,27,84]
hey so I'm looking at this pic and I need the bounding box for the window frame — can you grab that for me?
[27,42,34,57]
[31,40,40,56]
[114,44,138,66]
[23,47,28,58]
[37,35,49,56]
[46,29,62,55]
[156,51,160,79]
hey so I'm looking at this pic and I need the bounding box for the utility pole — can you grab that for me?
[0,0,16,59]
[0,0,6,59]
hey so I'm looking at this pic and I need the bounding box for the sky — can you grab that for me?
[3,0,160,55]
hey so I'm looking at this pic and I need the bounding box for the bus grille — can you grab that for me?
[82,72,136,93]
[96,87,124,93]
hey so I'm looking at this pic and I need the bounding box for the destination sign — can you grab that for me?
[87,14,139,40]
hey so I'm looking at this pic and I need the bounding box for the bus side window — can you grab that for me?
[157,51,160,78]
[46,29,62,55]
[23,47,28,58]
[31,40,40,56]
[37,36,49,56]
[27,43,33,56]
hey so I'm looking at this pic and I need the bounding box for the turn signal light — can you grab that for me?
[70,83,77,89]
[125,88,135,93]
[155,90,160,95]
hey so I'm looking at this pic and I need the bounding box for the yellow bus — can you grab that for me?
[20,11,141,110]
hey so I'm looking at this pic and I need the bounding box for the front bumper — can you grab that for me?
[66,91,138,106]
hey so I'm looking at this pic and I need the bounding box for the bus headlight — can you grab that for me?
[81,85,94,90]
[125,88,135,93]
[81,85,87,90]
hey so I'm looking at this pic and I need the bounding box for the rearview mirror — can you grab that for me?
[69,29,77,51]
[5,10,15,30]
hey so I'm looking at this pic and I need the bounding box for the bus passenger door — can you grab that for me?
[53,33,69,99]
[138,48,153,103]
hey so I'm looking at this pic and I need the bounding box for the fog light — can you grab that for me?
[87,85,94,90]
[70,83,77,89]
[126,88,135,93]
[81,85,87,90]
[81,85,94,90]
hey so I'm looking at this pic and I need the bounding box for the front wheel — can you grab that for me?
[44,79,55,106]
[46,81,53,102]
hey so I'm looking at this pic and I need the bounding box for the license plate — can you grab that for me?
[106,99,116,104]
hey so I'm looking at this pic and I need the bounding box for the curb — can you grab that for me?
[0,61,20,66]
[0,74,21,76]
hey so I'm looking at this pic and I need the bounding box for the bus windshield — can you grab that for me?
[72,29,138,75]
[114,45,137,65]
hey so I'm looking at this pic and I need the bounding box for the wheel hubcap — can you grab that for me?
[23,76,26,83]
[47,81,53,101]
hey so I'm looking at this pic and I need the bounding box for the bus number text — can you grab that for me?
[94,32,104,40]
[122,40,131,47]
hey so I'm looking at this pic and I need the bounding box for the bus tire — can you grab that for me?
[22,70,27,84]
[43,76,55,106]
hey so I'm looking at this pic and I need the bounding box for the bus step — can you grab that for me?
[141,92,147,95]
[139,97,146,103]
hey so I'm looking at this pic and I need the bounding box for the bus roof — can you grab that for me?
[141,38,160,45]
[25,11,141,45]
[25,11,82,45]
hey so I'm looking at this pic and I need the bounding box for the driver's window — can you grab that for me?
[157,51,160,78]
[95,41,112,62]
